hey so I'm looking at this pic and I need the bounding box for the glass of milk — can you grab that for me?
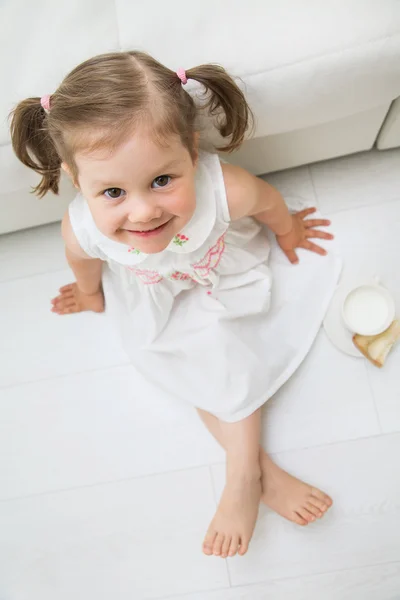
[342,284,395,335]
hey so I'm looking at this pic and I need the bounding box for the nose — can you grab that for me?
[127,196,163,224]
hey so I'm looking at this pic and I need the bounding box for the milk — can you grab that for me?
[343,287,389,333]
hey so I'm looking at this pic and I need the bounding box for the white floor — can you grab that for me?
[1,149,400,600]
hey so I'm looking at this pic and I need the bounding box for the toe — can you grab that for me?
[228,534,240,557]
[213,533,225,556]
[238,537,250,556]
[202,529,217,556]
[221,536,231,558]
[293,511,308,526]
[305,501,323,519]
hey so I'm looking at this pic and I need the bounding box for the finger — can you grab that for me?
[51,305,77,315]
[229,534,241,557]
[221,536,232,558]
[58,298,78,309]
[300,240,327,256]
[308,496,329,513]
[293,512,308,526]
[212,533,225,556]
[311,488,333,508]
[303,219,331,228]
[53,291,75,302]
[61,291,76,300]
[60,306,80,315]
[305,501,323,518]
[53,298,79,312]
[59,284,75,293]
[285,249,299,264]
[297,207,317,218]
[202,529,217,556]
[305,229,334,240]
[297,507,316,523]
[238,536,250,556]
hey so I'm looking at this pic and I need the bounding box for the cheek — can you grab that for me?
[87,202,122,235]
[167,182,196,216]
[170,196,195,217]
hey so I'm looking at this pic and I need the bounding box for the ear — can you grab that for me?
[61,162,79,189]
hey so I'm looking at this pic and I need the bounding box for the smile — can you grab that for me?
[125,221,170,238]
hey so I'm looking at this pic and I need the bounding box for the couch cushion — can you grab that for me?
[2,0,400,146]
[377,96,400,149]
[0,143,74,233]
[0,0,120,146]
[115,0,400,137]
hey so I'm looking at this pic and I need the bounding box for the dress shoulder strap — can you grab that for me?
[203,152,231,223]
[68,193,107,260]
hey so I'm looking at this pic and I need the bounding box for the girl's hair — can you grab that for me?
[9,51,253,198]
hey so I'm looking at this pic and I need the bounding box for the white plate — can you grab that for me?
[323,277,378,357]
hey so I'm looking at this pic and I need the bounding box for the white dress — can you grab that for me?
[69,151,341,422]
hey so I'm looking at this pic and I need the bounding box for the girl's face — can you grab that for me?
[71,130,198,254]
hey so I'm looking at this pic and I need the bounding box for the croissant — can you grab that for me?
[353,320,400,368]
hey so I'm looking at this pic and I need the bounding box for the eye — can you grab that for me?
[151,175,171,189]
[104,188,125,200]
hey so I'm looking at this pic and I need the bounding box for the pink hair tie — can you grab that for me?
[40,95,51,112]
[176,68,188,85]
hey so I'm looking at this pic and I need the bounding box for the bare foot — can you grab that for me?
[51,283,105,315]
[203,466,261,558]
[260,451,332,526]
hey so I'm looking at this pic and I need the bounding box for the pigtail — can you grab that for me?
[9,98,61,197]
[186,64,253,152]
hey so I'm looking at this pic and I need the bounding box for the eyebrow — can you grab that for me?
[92,159,183,188]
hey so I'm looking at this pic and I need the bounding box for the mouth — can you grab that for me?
[125,220,171,238]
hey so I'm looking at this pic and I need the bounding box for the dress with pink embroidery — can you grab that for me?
[68,151,341,422]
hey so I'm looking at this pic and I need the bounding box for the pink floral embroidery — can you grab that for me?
[128,247,141,255]
[192,234,226,279]
[170,271,192,281]
[173,234,189,246]
[129,268,163,285]
[125,234,226,285]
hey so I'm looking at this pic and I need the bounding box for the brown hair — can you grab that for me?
[9,51,253,198]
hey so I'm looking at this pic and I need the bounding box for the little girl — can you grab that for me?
[11,51,341,559]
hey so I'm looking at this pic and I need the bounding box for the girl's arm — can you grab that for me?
[61,212,103,295]
[51,213,105,315]
[222,162,333,264]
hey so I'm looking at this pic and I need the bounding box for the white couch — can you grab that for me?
[1,0,400,234]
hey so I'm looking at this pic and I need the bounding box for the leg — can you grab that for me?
[202,409,262,558]
[198,409,333,530]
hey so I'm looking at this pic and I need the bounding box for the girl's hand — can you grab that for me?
[51,282,105,315]
[276,208,334,264]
